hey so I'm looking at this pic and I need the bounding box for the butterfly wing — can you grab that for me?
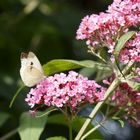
[20,52,45,87]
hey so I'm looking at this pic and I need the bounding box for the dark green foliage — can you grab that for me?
[3,0,139,140]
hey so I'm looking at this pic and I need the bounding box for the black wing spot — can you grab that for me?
[30,62,33,65]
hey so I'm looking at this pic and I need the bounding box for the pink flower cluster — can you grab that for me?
[104,76,140,127]
[76,0,140,63]
[25,71,105,110]
[112,83,140,127]
[119,32,140,63]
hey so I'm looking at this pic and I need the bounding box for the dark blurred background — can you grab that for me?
[0,0,139,140]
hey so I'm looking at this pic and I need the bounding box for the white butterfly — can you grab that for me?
[20,52,45,87]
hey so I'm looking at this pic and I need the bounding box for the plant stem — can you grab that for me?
[9,84,25,108]
[69,120,73,140]
[74,61,134,140]
[0,128,18,140]
[88,46,107,64]
[75,79,120,140]
[81,123,102,140]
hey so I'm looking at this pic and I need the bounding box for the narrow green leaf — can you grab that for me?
[112,117,125,128]
[9,84,25,108]
[126,80,140,91]
[18,112,47,140]
[35,107,57,118]
[46,136,67,140]
[43,59,110,76]
[112,116,120,120]
[0,112,10,127]
[118,120,125,128]
[114,31,135,62]
[114,31,136,75]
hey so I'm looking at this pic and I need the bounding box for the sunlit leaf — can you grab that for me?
[43,59,110,76]
[114,31,135,75]
[112,116,125,128]
[118,120,125,128]
[23,0,40,14]
[114,31,135,62]
[0,112,10,127]
[18,112,47,140]
[126,80,140,91]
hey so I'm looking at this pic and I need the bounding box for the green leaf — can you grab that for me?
[79,67,96,77]
[47,114,67,126]
[47,114,103,139]
[126,80,140,91]
[18,112,47,140]
[9,84,25,108]
[114,31,136,75]
[118,120,125,128]
[72,117,103,139]
[114,31,135,62]
[0,112,10,127]
[95,67,112,82]
[35,107,57,118]
[46,136,67,140]
[79,66,112,81]
[80,64,112,82]
[43,59,110,76]
[112,117,125,128]
[88,139,103,140]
